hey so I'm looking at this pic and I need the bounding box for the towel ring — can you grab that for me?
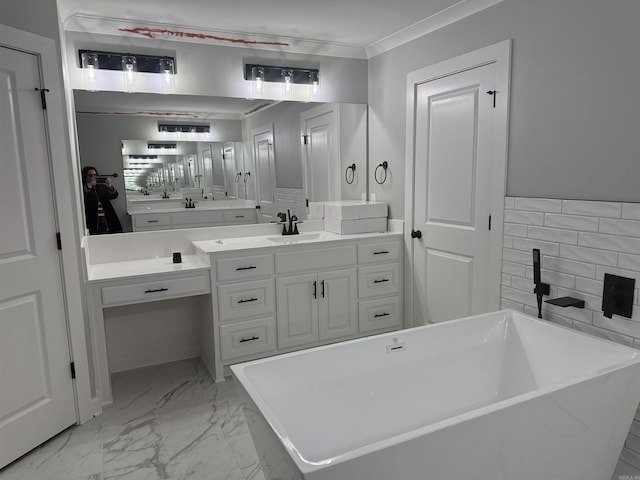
[235,172,242,183]
[345,164,356,184]
[244,172,251,183]
[374,161,389,185]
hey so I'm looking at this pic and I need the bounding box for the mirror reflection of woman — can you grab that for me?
[82,166,123,234]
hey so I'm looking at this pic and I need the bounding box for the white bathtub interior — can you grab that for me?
[237,310,640,464]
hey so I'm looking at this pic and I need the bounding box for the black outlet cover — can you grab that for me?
[602,273,635,319]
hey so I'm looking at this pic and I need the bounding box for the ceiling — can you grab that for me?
[58,0,501,58]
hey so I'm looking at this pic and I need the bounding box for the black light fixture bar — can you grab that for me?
[78,49,177,74]
[158,123,210,133]
[147,143,177,149]
[129,155,158,160]
[244,63,319,85]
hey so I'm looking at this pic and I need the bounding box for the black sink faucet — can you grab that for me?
[277,209,301,235]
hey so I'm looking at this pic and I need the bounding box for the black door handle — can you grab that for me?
[411,229,422,239]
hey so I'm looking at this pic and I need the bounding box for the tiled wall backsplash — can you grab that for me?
[501,197,640,470]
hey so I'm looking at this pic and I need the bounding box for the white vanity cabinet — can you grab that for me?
[201,233,402,381]
[132,208,256,232]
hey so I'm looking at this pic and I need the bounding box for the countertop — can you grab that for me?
[193,230,402,254]
[86,254,210,283]
[128,200,256,215]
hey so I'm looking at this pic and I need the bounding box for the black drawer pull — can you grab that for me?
[374,312,390,318]
[238,298,258,304]
[373,251,389,255]
[235,215,245,218]
[147,220,159,223]
[374,279,390,284]
[236,266,257,271]
[239,336,260,343]
[145,287,169,293]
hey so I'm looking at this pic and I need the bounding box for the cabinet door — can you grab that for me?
[276,273,318,349]
[318,269,357,341]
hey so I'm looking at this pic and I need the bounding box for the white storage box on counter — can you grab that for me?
[323,200,388,234]
[324,217,388,234]
[323,201,388,220]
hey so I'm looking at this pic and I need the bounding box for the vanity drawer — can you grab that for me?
[358,240,401,264]
[171,210,223,226]
[218,279,275,322]
[133,213,171,228]
[358,296,401,333]
[220,317,276,362]
[216,254,273,282]
[223,209,256,223]
[358,263,401,298]
[101,273,209,306]
[275,245,356,274]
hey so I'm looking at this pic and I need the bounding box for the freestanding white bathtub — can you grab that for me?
[232,310,640,480]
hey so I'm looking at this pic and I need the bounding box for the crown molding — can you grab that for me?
[366,0,504,58]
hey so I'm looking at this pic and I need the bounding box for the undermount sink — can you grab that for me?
[267,233,325,243]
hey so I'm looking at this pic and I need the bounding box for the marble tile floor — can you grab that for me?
[0,358,264,480]
[1,356,638,480]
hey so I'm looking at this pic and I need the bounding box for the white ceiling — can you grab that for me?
[58,0,502,58]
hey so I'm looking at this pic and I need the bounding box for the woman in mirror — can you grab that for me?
[82,166,123,234]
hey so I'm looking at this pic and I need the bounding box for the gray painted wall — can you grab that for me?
[369,0,640,219]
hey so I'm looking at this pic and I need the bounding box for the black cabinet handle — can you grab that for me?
[235,215,245,218]
[374,312,390,318]
[373,251,389,255]
[321,280,325,298]
[145,287,169,293]
[313,280,317,299]
[239,336,260,343]
[147,220,159,223]
[238,298,258,304]
[236,266,257,271]
[374,279,390,284]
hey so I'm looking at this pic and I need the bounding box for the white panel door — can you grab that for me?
[302,106,339,203]
[276,274,318,349]
[0,46,76,468]
[412,63,497,324]
[253,127,276,223]
[318,269,357,341]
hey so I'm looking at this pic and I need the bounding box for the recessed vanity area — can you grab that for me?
[83,218,402,405]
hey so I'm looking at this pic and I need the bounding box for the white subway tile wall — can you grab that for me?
[501,197,640,471]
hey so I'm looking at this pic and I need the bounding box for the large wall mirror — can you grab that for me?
[75,91,367,233]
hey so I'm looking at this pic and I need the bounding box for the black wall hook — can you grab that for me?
[375,161,389,184]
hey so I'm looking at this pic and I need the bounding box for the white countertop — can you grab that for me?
[128,200,256,215]
[193,230,402,254]
[86,254,210,283]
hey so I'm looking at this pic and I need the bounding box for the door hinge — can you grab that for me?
[302,134,309,145]
[56,232,62,250]
[35,87,50,110]
[70,362,76,379]
[488,214,492,231]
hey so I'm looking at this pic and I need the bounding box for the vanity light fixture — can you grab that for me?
[244,63,320,97]
[157,124,210,134]
[78,50,177,92]
[147,142,177,149]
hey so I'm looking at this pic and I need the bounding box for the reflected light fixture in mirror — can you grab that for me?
[159,57,175,92]
[81,52,99,91]
[309,70,320,98]
[282,68,293,97]
[121,55,137,92]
